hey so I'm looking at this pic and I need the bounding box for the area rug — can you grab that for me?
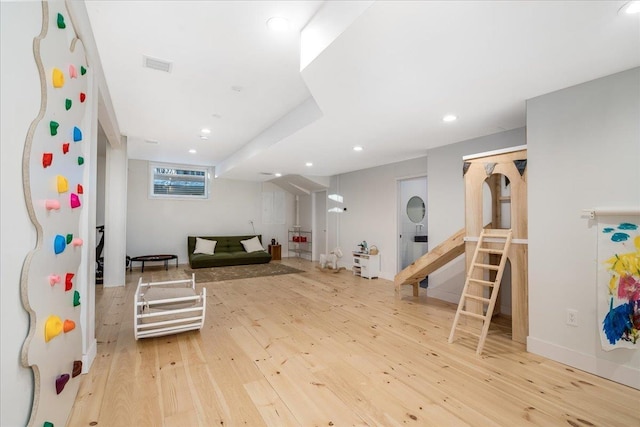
[185,263,304,283]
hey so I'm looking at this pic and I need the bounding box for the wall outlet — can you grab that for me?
[566,309,578,326]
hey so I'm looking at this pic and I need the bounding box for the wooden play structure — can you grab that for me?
[395,145,528,350]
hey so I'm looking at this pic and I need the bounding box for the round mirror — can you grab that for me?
[406,196,425,223]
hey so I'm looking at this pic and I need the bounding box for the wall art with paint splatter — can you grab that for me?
[598,218,640,351]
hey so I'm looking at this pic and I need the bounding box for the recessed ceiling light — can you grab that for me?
[201,128,211,134]
[443,114,458,123]
[275,173,282,177]
[200,135,209,140]
[353,145,363,152]
[212,113,222,119]
[189,149,197,154]
[620,1,640,14]
[231,85,243,92]
[266,16,290,32]
[305,162,313,167]
[145,139,159,144]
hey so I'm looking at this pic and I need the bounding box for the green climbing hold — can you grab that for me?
[44,422,54,427]
[77,156,84,165]
[73,291,81,307]
[57,13,66,29]
[65,99,72,110]
[66,234,73,244]
[80,66,87,75]
[50,121,59,136]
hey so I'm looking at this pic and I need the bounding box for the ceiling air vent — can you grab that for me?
[143,55,173,73]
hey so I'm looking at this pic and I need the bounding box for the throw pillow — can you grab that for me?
[241,236,264,253]
[194,237,216,255]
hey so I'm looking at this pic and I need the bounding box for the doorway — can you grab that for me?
[397,177,428,283]
[312,190,327,261]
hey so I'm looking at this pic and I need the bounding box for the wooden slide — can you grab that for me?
[394,228,466,296]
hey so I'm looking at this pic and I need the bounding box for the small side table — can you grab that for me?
[268,244,282,261]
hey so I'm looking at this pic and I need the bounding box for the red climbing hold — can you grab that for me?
[62,143,70,154]
[79,92,86,103]
[65,273,74,291]
[77,184,84,194]
[42,153,53,168]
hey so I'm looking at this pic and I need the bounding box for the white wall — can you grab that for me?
[126,160,294,263]
[0,3,41,424]
[527,67,640,389]
[426,128,525,303]
[333,157,428,279]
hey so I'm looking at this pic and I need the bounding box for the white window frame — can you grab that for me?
[149,162,211,200]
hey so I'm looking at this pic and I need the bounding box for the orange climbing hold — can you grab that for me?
[63,319,75,333]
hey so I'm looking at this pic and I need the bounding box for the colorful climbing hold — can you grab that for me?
[50,121,59,136]
[63,319,75,333]
[44,315,63,342]
[45,200,60,210]
[65,273,74,291]
[73,127,82,142]
[55,374,70,394]
[54,235,66,254]
[77,184,84,194]
[69,64,77,79]
[65,98,72,110]
[73,291,81,307]
[52,68,64,88]
[62,142,70,154]
[44,421,54,427]
[79,92,86,103]
[71,238,83,247]
[77,156,84,166]
[42,152,53,168]
[57,175,68,193]
[45,199,61,210]
[80,66,87,75]
[66,234,73,244]
[70,193,81,209]
[72,360,82,377]
[57,13,66,29]
[48,274,61,286]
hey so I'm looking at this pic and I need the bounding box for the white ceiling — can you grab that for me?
[86,1,640,181]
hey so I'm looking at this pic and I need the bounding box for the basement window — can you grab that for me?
[149,162,210,199]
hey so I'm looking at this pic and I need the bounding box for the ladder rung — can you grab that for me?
[459,310,487,320]
[477,248,504,254]
[464,294,491,303]
[473,263,499,271]
[453,327,481,338]
[468,278,495,287]
[482,233,509,239]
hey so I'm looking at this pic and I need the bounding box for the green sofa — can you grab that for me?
[187,235,272,269]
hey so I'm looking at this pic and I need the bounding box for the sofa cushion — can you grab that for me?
[194,237,216,255]
[241,236,264,253]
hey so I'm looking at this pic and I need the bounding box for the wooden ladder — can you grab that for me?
[448,228,513,355]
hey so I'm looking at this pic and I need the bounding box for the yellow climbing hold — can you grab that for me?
[57,175,68,193]
[45,315,63,342]
[53,68,64,88]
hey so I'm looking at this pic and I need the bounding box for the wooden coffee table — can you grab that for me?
[130,254,178,272]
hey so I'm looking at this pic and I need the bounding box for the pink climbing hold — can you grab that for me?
[45,200,60,210]
[48,274,61,286]
[55,374,70,394]
[71,238,83,247]
[69,64,77,79]
[70,193,81,209]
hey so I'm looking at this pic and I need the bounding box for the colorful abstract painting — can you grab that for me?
[598,219,640,351]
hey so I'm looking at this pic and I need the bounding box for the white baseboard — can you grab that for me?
[82,338,97,374]
[527,336,639,390]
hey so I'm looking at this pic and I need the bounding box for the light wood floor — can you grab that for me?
[69,259,639,426]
